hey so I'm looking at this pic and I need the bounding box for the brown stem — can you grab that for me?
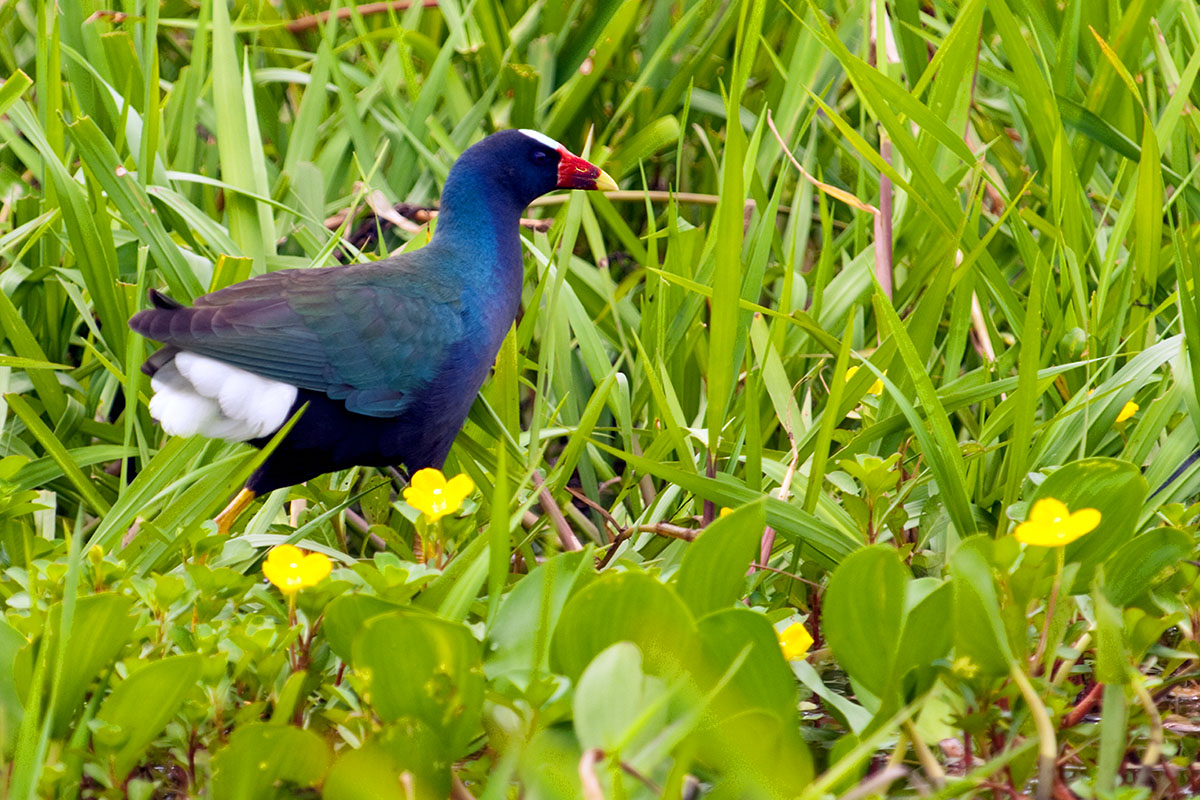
[873,135,894,301]
[702,455,716,525]
[579,748,606,800]
[532,471,583,551]
[1061,682,1103,728]
[286,0,440,33]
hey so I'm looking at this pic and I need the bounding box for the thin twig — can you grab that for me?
[1061,682,1103,728]
[873,135,895,300]
[753,426,799,573]
[842,766,909,800]
[633,522,701,541]
[532,471,582,551]
[765,110,879,215]
[449,775,476,800]
[566,485,623,538]
[617,761,662,794]
[286,0,439,32]
[579,748,606,800]
[749,562,823,590]
[629,435,657,508]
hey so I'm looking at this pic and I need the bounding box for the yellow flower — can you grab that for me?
[262,545,331,594]
[403,468,474,522]
[1013,498,1101,547]
[777,622,814,661]
[719,506,733,518]
[1115,401,1139,424]
[952,655,979,679]
[845,365,884,396]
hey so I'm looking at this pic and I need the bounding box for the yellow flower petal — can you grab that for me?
[404,469,473,522]
[1065,507,1101,539]
[267,544,304,565]
[410,468,447,493]
[263,545,331,593]
[1029,497,1069,525]
[299,552,332,584]
[777,622,814,661]
[846,365,884,395]
[1115,401,1138,424]
[1013,497,1101,547]
[445,473,475,503]
[719,507,733,517]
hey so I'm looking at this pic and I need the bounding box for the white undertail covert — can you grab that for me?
[149,351,298,442]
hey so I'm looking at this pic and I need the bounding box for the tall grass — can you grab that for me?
[0,0,1198,797]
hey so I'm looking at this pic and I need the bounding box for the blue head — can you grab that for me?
[434,130,616,240]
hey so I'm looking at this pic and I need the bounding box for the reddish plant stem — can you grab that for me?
[286,0,440,32]
[1061,682,1103,728]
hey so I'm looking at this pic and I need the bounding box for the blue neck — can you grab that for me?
[432,169,525,278]
[430,167,527,348]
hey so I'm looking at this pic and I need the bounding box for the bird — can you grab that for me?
[130,129,617,534]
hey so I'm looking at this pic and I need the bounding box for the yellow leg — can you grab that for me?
[214,488,256,535]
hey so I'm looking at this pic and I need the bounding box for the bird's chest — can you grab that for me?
[459,252,524,357]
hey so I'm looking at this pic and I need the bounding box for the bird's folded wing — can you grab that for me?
[129,266,464,417]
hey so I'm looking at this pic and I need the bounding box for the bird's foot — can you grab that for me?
[214,489,256,535]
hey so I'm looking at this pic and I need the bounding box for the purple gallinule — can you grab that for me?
[130,129,616,533]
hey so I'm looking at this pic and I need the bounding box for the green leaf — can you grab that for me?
[68,116,204,300]
[323,722,451,800]
[551,571,697,681]
[870,292,976,536]
[823,545,907,696]
[94,654,202,780]
[694,608,812,794]
[0,619,26,756]
[572,642,669,754]
[210,723,330,800]
[0,71,33,116]
[705,81,747,458]
[1103,527,1192,607]
[210,0,274,270]
[591,441,858,563]
[951,537,1015,677]
[352,611,484,756]
[14,593,135,737]
[485,550,594,682]
[674,500,764,617]
[1134,117,1164,294]
[1091,581,1130,686]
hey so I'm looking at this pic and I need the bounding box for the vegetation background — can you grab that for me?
[0,0,1198,797]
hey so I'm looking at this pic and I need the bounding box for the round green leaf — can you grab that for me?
[324,594,408,663]
[572,642,669,753]
[485,550,594,682]
[94,654,203,780]
[696,607,799,716]
[324,721,451,800]
[1102,527,1192,607]
[674,501,765,617]
[823,545,907,696]
[951,537,1015,677]
[550,571,697,681]
[352,611,484,757]
[210,723,330,800]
